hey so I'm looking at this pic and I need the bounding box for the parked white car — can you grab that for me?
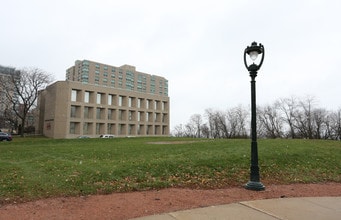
[99,134,115,138]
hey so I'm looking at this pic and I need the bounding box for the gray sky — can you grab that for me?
[1,0,340,129]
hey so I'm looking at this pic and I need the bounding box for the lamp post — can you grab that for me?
[244,42,265,191]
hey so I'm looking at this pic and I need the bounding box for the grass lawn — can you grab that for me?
[0,137,340,203]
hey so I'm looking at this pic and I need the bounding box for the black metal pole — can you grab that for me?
[245,71,265,191]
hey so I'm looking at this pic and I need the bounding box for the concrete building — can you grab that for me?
[37,60,169,138]
[0,65,19,132]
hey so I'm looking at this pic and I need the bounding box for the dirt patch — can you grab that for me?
[0,182,340,220]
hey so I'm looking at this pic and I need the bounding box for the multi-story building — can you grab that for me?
[0,65,19,131]
[37,60,170,139]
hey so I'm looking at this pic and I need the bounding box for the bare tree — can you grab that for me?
[201,123,210,138]
[203,107,249,139]
[189,114,203,138]
[323,112,333,139]
[172,124,185,137]
[277,96,298,138]
[0,67,53,136]
[257,104,284,138]
[204,108,214,138]
[312,108,327,139]
[184,122,196,137]
[173,96,340,140]
[215,110,229,138]
[294,96,316,139]
[227,105,248,138]
[204,108,221,138]
[329,108,341,140]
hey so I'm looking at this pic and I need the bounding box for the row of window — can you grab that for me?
[70,105,168,123]
[76,62,168,95]
[67,61,169,102]
[78,77,167,95]
[70,122,168,136]
[71,90,169,110]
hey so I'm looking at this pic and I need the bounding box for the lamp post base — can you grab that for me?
[245,181,265,191]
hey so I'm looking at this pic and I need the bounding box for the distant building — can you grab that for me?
[0,66,15,114]
[37,60,170,138]
[0,65,19,132]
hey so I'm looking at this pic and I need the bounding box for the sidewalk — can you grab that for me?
[131,197,341,220]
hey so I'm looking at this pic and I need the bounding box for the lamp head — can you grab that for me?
[244,41,265,72]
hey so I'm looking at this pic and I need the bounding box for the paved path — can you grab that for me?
[132,197,341,220]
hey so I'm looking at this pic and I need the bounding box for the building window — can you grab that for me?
[137,125,141,135]
[96,123,100,134]
[129,111,135,121]
[96,93,102,104]
[81,73,89,83]
[155,125,160,135]
[146,125,151,135]
[107,123,114,134]
[107,109,111,120]
[128,97,132,107]
[150,76,156,94]
[108,94,112,105]
[71,90,77,102]
[138,112,141,121]
[119,110,126,120]
[118,96,123,106]
[162,114,167,123]
[70,106,76,118]
[84,107,89,118]
[84,107,93,119]
[70,122,80,134]
[84,91,90,103]
[83,123,89,134]
[137,98,141,108]
[119,110,122,120]
[107,124,112,133]
[119,124,126,135]
[83,123,88,134]
[146,112,150,122]
[128,124,134,135]
[96,108,102,119]
[70,122,76,134]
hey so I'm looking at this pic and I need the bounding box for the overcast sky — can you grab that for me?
[1,0,340,129]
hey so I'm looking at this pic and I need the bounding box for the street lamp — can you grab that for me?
[244,41,265,191]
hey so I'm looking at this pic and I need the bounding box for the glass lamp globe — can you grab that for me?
[249,51,259,61]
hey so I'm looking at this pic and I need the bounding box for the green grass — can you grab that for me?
[0,137,340,204]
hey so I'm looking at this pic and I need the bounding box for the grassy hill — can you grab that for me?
[0,137,340,203]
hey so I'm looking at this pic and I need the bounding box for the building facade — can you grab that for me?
[0,65,20,132]
[37,60,169,138]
